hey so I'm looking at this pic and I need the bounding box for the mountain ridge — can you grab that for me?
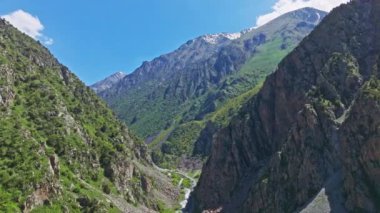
[92,7,327,98]
[91,71,126,93]
[93,7,327,170]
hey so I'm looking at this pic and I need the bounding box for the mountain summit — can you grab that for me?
[91,71,126,93]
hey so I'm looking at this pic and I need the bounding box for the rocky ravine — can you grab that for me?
[188,0,380,212]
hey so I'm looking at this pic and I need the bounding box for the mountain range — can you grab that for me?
[2,0,380,212]
[92,7,327,170]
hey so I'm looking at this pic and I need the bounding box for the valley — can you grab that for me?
[93,7,327,172]
[1,0,380,212]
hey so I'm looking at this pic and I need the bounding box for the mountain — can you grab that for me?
[188,0,380,212]
[94,8,327,169]
[91,71,126,93]
[0,19,179,212]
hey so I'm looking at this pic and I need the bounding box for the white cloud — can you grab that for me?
[256,0,351,27]
[1,10,54,45]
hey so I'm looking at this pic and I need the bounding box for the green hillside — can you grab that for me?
[0,20,178,212]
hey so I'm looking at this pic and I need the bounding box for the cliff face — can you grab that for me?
[0,19,178,212]
[340,81,380,211]
[189,0,380,212]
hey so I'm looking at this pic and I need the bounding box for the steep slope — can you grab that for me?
[189,0,380,212]
[97,32,246,137]
[0,19,178,212]
[91,71,126,93]
[96,8,327,169]
[98,8,326,138]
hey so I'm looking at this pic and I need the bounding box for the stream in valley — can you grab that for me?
[153,164,197,212]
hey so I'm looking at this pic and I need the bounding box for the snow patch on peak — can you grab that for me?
[201,32,242,44]
[224,32,242,40]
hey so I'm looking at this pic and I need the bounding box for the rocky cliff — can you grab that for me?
[189,0,380,212]
[0,19,178,212]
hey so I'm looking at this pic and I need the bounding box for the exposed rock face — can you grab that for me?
[189,0,380,212]
[192,122,217,157]
[23,183,60,213]
[340,82,380,212]
[107,158,135,191]
[23,155,60,213]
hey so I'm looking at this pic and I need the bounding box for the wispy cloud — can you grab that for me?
[256,0,351,27]
[1,10,54,45]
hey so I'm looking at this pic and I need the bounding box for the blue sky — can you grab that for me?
[0,0,348,84]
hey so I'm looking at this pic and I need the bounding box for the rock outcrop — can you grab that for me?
[189,0,380,212]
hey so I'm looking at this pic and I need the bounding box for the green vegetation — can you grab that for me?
[229,37,295,87]
[182,178,192,189]
[170,173,183,186]
[149,121,177,149]
[157,200,177,213]
[151,38,288,169]
[153,121,205,168]
[112,85,183,138]
[363,78,380,99]
[0,21,176,212]
[209,82,263,127]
